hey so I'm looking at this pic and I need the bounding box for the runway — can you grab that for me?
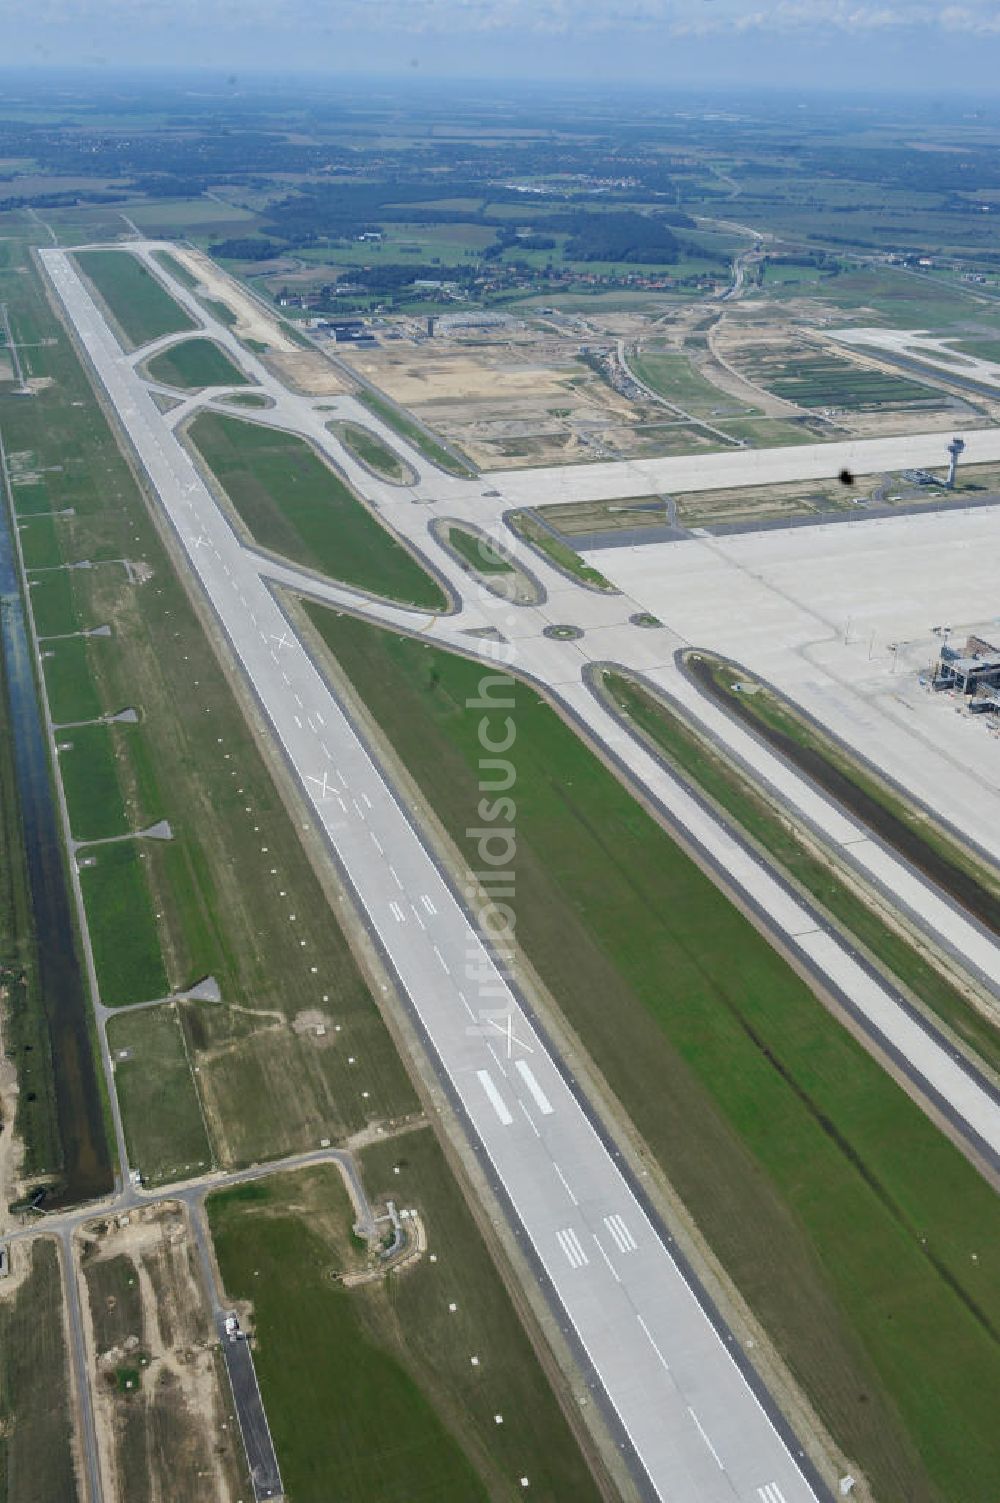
[42,254,829,1503]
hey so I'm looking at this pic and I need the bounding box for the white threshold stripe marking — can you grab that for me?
[758,1487,787,1503]
[636,1314,670,1373]
[477,1069,512,1126]
[515,1059,554,1116]
[389,901,405,923]
[604,1213,637,1254]
[592,1234,621,1283]
[552,1162,578,1206]
[557,1227,589,1269]
[689,1408,725,1470]
[421,894,437,915]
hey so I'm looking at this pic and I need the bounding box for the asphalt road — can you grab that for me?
[216,1316,283,1501]
[43,249,830,1503]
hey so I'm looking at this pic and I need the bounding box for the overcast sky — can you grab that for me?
[7,0,1000,91]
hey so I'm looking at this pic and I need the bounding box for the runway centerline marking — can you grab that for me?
[552,1162,578,1206]
[637,1314,670,1373]
[689,1408,725,1471]
[592,1233,621,1284]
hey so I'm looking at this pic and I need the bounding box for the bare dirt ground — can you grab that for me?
[76,1203,246,1503]
[0,994,25,1236]
[263,349,345,394]
[164,246,298,354]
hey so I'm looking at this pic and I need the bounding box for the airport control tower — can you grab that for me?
[947,436,966,489]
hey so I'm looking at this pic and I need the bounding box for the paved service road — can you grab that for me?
[217,1316,283,1501]
[43,254,830,1503]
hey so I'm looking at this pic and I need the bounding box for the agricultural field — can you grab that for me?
[107,1004,212,1184]
[74,250,197,350]
[208,1153,602,1503]
[303,605,1000,1503]
[186,411,446,608]
[78,1204,247,1503]
[0,1239,79,1503]
[731,340,947,410]
[143,337,249,391]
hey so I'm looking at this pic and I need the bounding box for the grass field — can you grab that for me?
[445,525,513,574]
[29,569,80,638]
[0,1240,79,1503]
[601,669,1000,1075]
[77,841,169,1006]
[187,412,446,608]
[507,510,614,590]
[74,250,197,349]
[42,637,103,724]
[630,347,759,418]
[209,1150,601,1503]
[356,389,474,477]
[151,250,200,292]
[17,513,62,570]
[334,421,410,482]
[303,605,1000,1503]
[144,337,249,391]
[57,721,131,841]
[107,1004,212,1183]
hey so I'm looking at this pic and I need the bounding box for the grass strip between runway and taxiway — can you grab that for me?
[599,667,1000,1076]
[143,337,249,392]
[355,388,475,477]
[208,1151,604,1503]
[74,249,197,349]
[688,652,1000,936]
[303,601,1000,1503]
[507,509,615,591]
[333,420,410,483]
[187,411,447,610]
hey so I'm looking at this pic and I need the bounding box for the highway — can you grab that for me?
[42,249,831,1503]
